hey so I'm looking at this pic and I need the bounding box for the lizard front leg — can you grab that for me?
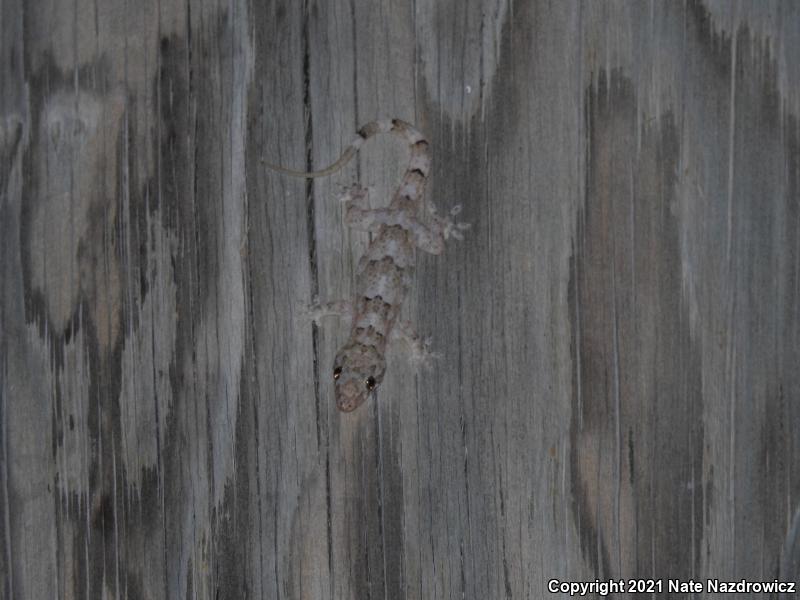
[303,299,353,325]
[390,320,440,368]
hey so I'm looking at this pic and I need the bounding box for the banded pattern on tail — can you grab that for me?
[266,119,468,412]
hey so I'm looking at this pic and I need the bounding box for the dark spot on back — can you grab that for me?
[359,122,381,138]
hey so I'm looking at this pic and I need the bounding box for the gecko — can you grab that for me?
[265,119,468,412]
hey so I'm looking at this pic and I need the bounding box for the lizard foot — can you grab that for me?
[437,205,471,241]
[301,298,352,325]
[409,336,442,371]
[430,204,472,240]
[392,320,441,370]
[338,183,371,207]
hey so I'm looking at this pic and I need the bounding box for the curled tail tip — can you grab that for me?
[264,118,427,179]
[262,146,357,178]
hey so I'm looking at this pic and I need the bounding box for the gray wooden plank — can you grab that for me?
[2,1,800,599]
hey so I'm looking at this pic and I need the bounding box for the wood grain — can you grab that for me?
[2,1,799,598]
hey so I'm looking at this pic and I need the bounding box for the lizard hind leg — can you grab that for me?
[428,203,471,243]
[338,183,372,210]
[340,183,382,232]
[407,205,471,255]
[438,204,472,241]
[341,184,408,234]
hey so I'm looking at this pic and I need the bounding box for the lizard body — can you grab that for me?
[266,119,468,412]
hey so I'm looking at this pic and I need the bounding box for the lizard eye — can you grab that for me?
[333,367,342,380]
[365,376,376,391]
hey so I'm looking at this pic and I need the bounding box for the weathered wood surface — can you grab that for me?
[2,1,800,598]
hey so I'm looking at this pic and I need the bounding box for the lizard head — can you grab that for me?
[332,342,386,412]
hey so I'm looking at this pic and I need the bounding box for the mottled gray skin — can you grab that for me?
[334,233,412,411]
[333,120,441,412]
[269,119,468,412]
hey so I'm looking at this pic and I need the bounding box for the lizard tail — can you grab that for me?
[262,119,430,179]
